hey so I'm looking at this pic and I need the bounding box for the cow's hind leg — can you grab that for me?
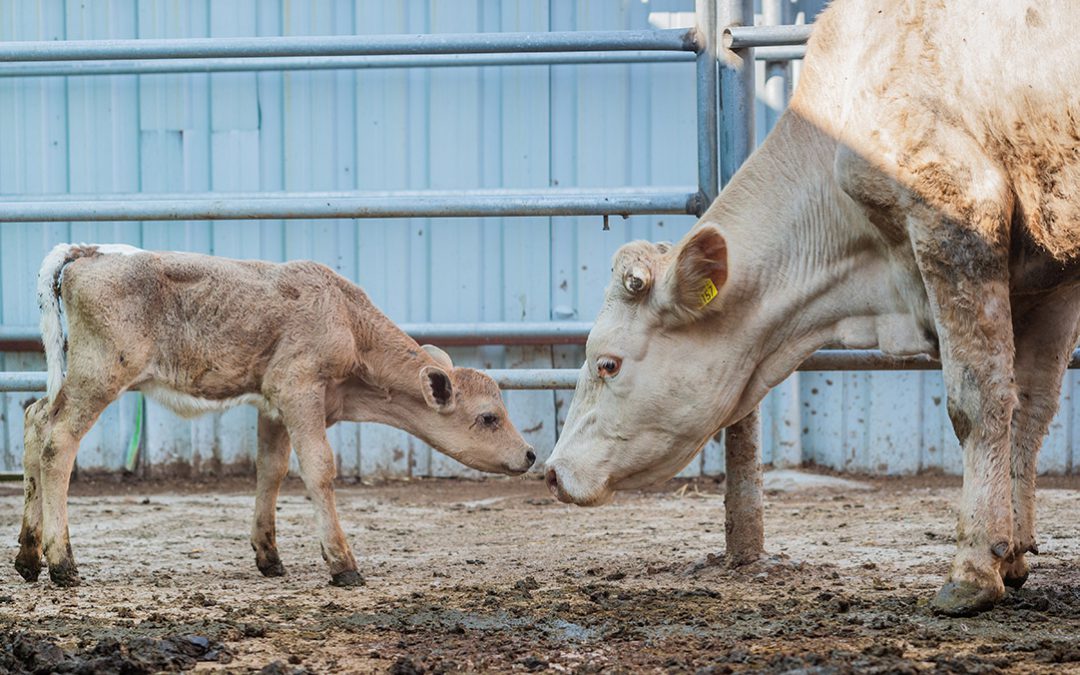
[278,388,362,587]
[1000,292,1080,588]
[14,398,50,581]
[252,412,291,577]
[904,158,1017,616]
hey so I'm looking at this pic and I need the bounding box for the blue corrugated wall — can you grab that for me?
[0,0,1074,476]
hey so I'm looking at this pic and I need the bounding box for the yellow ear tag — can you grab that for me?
[698,278,719,308]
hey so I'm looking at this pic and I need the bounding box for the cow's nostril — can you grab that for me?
[525,450,536,466]
[545,467,559,495]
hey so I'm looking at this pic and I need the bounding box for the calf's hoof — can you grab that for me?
[1003,571,1029,589]
[329,569,365,588]
[1001,555,1030,589]
[930,580,999,617]
[257,557,286,578]
[13,555,41,582]
[48,560,81,588]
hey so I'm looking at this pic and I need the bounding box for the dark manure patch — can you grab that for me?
[0,631,231,674]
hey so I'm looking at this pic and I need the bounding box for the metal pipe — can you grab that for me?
[0,29,694,63]
[718,0,756,188]
[488,369,580,390]
[695,0,720,212]
[723,24,811,49]
[762,0,793,132]
[0,51,697,77]
[404,322,592,346]
[3,351,1079,393]
[5,351,1080,392]
[754,45,804,61]
[0,46,803,78]
[0,187,697,222]
[0,322,594,351]
[0,47,800,79]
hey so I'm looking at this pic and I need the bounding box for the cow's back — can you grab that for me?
[802,0,1080,261]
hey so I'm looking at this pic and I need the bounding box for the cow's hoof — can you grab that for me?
[329,569,365,588]
[930,581,998,617]
[48,560,81,588]
[13,555,41,582]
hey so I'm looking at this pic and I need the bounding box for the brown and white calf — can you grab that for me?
[546,0,1080,616]
[15,243,535,588]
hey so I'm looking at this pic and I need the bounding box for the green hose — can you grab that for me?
[124,392,143,473]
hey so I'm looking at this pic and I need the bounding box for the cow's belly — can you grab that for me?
[1010,233,1080,296]
[138,381,280,420]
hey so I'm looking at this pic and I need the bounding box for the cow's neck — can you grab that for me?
[704,110,929,414]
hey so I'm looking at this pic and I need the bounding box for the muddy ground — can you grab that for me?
[1,472,1078,674]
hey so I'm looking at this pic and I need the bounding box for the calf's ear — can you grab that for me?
[420,365,456,413]
[664,224,727,315]
[421,344,454,369]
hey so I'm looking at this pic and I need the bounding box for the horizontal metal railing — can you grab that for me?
[0,187,698,222]
[723,24,812,49]
[0,47,806,78]
[0,30,696,62]
[2,350,1077,393]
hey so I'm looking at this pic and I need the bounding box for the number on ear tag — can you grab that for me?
[698,278,719,308]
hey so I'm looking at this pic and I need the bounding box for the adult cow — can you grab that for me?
[545,0,1080,616]
[16,243,536,588]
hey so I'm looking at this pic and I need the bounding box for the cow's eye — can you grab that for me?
[597,356,622,379]
[476,412,499,428]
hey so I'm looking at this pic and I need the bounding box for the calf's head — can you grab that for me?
[410,345,536,475]
[546,227,759,505]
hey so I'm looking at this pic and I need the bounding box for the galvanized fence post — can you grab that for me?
[717,0,766,562]
[695,0,719,213]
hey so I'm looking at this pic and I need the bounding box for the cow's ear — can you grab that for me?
[420,365,455,413]
[664,224,727,315]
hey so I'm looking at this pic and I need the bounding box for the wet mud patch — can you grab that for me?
[0,476,1077,672]
[0,631,231,674]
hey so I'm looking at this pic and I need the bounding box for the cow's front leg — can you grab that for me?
[14,398,49,582]
[279,391,362,587]
[1000,293,1080,589]
[909,198,1015,616]
[252,412,292,577]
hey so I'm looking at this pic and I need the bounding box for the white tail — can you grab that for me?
[37,243,74,403]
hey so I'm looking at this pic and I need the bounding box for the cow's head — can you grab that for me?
[545,226,763,505]
[413,345,536,475]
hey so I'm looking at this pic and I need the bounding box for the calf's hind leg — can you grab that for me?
[39,377,121,586]
[251,413,291,577]
[1000,293,1080,588]
[14,398,50,581]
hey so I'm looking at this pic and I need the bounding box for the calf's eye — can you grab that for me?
[477,413,499,428]
[597,356,622,378]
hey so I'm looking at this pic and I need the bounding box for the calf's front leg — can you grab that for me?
[279,392,363,587]
[251,412,292,577]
